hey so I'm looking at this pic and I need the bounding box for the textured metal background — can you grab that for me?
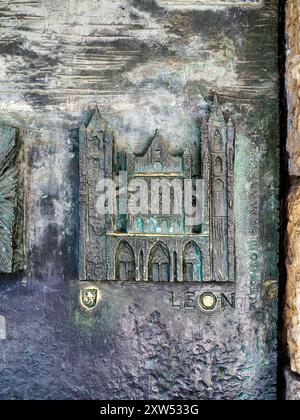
[0,0,279,400]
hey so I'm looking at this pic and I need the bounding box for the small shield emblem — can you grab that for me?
[80,288,99,310]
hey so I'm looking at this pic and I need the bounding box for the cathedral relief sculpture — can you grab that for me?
[0,126,23,273]
[79,97,235,283]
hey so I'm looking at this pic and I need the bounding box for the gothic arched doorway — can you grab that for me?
[148,242,170,282]
[115,241,136,281]
[183,242,202,282]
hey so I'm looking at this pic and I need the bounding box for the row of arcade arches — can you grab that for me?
[115,240,202,282]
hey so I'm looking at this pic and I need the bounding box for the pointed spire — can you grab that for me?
[86,106,107,135]
[139,129,171,159]
[208,95,226,126]
[151,129,163,147]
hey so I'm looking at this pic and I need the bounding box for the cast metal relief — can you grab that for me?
[79,97,235,283]
[0,125,23,273]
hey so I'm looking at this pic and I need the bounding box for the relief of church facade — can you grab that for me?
[79,98,235,283]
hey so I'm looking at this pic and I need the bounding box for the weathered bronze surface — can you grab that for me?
[0,0,279,400]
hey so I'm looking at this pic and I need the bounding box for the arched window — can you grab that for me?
[115,241,136,281]
[136,217,144,233]
[183,242,202,282]
[149,218,157,233]
[214,157,223,175]
[148,242,170,282]
[212,130,222,151]
[215,179,224,192]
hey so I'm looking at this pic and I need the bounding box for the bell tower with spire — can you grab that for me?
[79,107,114,280]
[203,96,235,282]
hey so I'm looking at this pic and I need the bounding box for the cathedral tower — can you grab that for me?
[79,107,114,280]
[203,97,235,282]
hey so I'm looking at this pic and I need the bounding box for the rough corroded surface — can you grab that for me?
[285,0,300,399]
[285,183,300,374]
[0,1,279,399]
[285,367,300,400]
[286,0,300,176]
[0,281,278,400]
